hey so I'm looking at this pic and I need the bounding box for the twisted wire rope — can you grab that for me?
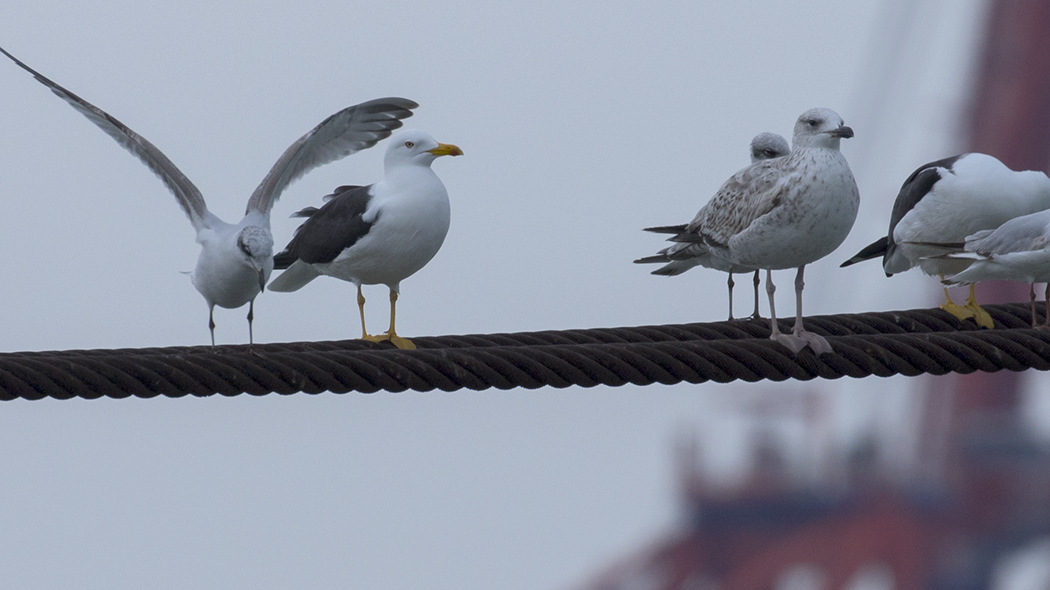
[2,303,1050,400]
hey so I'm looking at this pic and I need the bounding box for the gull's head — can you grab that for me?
[384,129,463,169]
[792,108,853,149]
[749,132,790,163]
[237,226,275,291]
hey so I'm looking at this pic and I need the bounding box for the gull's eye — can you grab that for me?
[405,141,415,148]
[807,119,820,127]
[239,242,252,257]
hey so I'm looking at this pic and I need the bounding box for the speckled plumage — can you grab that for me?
[670,108,859,354]
[636,132,789,319]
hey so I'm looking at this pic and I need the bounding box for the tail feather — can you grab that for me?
[267,260,322,292]
[643,224,688,234]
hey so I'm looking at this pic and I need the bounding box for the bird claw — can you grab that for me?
[940,301,975,322]
[372,332,417,350]
[796,331,833,355]
[964,302,995,329]
[386,334,417,350]
[771,333,807,354]
[771,331,833,355]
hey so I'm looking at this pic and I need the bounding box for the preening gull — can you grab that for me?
[0,46,416,346]
[635,132,790,320]
[840,153,1050,328]
[267,129,462,350]
[933,208,1050,328]
[669,108,859,354]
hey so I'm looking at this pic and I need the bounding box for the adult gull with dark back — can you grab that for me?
[635,131,790,320]
[267,129,462,350]
[669,108,859,354]
[841,153,1050,329]
[0,45,417,346]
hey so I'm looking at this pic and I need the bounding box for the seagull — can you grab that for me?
[635,132,790,320]
[932,208,1050,328]
[840,153,1050,329]
[668,108,859,354]
[0,45,417,346]
[267,129,462,350]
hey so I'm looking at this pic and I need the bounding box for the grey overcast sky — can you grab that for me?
[7,1,1044,589]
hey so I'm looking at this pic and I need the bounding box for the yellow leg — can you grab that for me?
[963,284,995,329]
[374,289,416,350]
[939,277,974,322]
[357,285,383,343]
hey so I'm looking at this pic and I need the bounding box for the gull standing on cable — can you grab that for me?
[635,132,790,320]
[669,108,859,354]
[0,46,416,345]
[840,153,1050,328]
[267,129,462,350]
[932,208,1050,328]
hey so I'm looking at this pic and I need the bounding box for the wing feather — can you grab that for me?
[0,46,212,230]
[246,98,417,215]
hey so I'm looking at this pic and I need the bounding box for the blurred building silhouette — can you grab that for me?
[572,382,1050,590]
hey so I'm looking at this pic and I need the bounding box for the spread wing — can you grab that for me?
[0,45,214,231]
[246,98,417,215]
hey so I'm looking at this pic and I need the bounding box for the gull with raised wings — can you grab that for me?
[0,46,416,346]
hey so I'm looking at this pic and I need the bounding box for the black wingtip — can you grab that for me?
[840,237,889,268]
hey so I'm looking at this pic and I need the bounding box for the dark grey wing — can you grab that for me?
[0,46,212,230]
[969,212,1050,255]
[273,185,376,269]
[246,98,417,215]
[884,155,964,257]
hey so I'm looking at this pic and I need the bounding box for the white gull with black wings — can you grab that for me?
[840,153,1050,328]
[0,45,417,346]
[268,129,463,350]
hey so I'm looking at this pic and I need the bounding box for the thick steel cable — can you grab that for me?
[2,303,1049,400]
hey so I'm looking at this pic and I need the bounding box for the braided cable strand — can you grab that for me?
[2,304,1050,400]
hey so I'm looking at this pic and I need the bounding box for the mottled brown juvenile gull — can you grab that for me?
[267,130,462,350]
[635,132,790,320]
[841,153,1050,328]
[670,108,859,354]
[0,45,416,346]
